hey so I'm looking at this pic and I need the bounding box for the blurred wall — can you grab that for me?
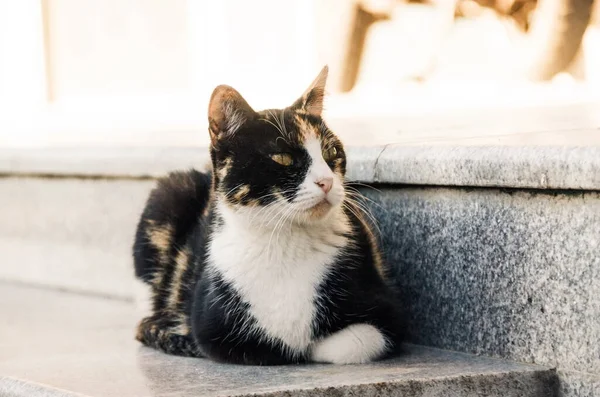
[0,0,324,147]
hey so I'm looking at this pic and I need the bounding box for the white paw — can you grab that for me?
[310,324,388,364]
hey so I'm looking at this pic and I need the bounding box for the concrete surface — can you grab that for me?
[2,144,600,190]
[368,146,600,190]
[0,377,86,397]
[361,187,600,396]
[1,104,599,395]
[1,142,599,296]
[2,102,600,189]
[0,147,210,179]
[0,177,154,299]
[558,371,600,397]
[0,283,557,397]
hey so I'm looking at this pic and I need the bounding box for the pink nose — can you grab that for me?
[315,177,333,194]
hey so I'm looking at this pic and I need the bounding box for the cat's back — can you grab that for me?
[133,169,213,308]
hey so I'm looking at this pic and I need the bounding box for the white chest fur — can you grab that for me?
[207,207,349,354]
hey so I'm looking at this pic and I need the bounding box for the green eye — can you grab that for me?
[271,153,294,166]
[323,147,338,161]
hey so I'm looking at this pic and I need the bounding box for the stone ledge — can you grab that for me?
[0,178,154,300]
[0,147,211,179]
[362,186,599,396]
[0,284,557,397]
[0,377,85,397]
[1,145,599,190]
[369,146,600,191]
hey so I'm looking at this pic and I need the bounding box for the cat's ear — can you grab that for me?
[292,65,328,117]
[208,85,255,145]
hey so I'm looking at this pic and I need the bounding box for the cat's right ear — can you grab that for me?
[291,65,328,117]
[208,85,255,145]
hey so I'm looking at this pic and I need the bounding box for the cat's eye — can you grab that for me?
[271,153,294,166]
[323,147,338,161]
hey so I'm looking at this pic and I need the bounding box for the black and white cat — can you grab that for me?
[133,66,404,365]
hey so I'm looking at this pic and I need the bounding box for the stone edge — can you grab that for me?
[1,145,599,190]
[373,146,600,191]
[0,376,90,397]
[0,365,556,397]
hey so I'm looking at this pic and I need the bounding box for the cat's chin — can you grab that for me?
[309,200,332,217]
[303,199,338,222]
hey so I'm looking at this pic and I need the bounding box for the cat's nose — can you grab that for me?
[315,177,333,194]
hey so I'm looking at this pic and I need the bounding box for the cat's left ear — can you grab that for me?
[292,65,328,117]
[208,85,256,145]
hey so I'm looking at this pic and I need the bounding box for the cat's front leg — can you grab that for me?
[310,324,389,364]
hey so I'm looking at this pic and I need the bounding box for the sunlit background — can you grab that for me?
[1,0,599,148]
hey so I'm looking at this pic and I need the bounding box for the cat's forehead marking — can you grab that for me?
[294,113,320,142]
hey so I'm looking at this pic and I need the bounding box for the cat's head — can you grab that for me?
[208,66,346,225]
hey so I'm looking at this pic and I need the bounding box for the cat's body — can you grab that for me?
[133,67,404,365]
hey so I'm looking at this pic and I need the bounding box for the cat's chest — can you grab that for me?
[207,225,347,352]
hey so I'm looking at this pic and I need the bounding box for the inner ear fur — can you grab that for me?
[292,65,328,117]
[208,85,256,144]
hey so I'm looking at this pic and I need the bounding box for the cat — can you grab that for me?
[132,66,404,365]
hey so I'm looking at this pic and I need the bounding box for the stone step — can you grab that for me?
[1,143,598,299]
[0,283,557,397]
[1,116,599,395]
[360,185,600,397]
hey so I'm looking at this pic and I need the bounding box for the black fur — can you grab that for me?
[133,168,404,364]
[133,170,210,286]
[132,73,404,364]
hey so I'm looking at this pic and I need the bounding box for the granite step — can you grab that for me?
[359,185,600,397]
[0,283,557,397]
[1,121,599,395]
[1,144,599,300]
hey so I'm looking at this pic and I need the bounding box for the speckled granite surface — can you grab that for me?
[363,146,600,190]
[362,187,600,396]
[0,377,86,397]
[2,145,599,191]
[0,284,556,397]
[558,371,600,397]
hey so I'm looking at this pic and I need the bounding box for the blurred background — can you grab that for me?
[1,0,599,149]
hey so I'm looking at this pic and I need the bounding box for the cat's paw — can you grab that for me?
[310,324,388,364]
